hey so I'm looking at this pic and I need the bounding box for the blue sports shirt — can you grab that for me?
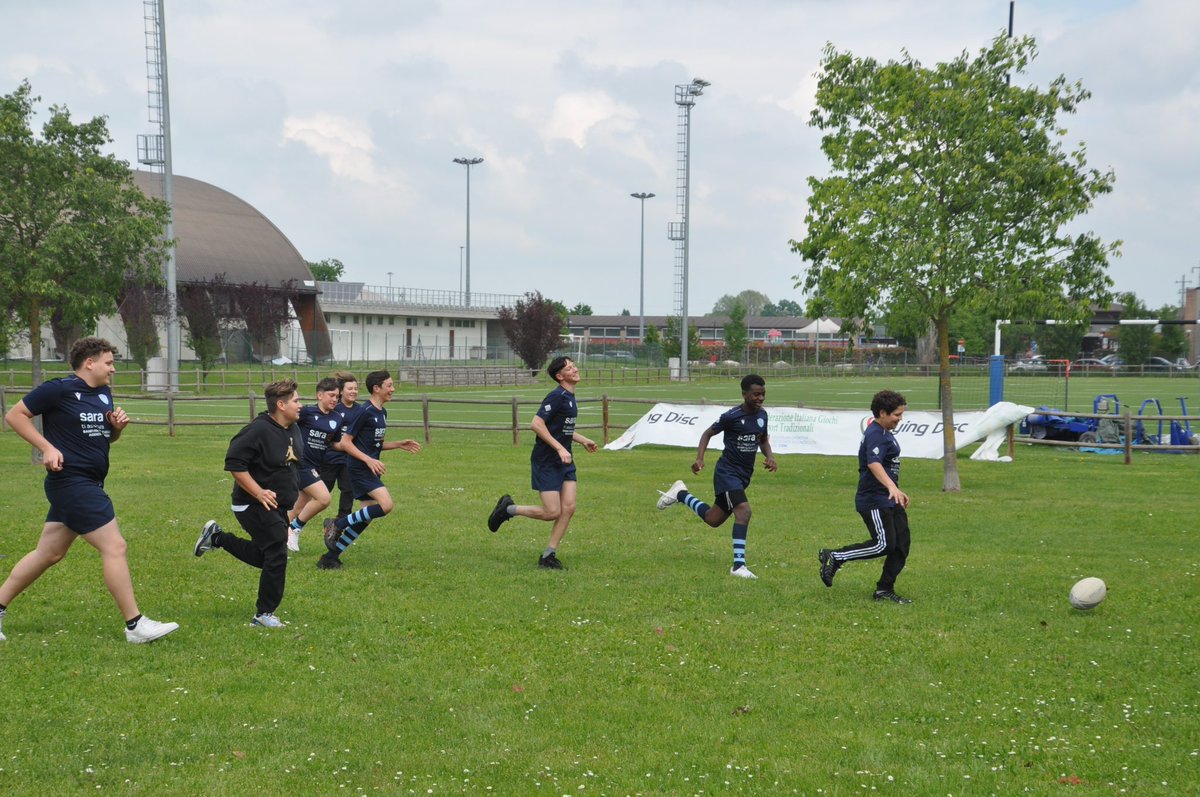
[323,402,360,466]
[344,400,388,460]
[856,420,902,511]
[297,404,343,468]
[22,376,117,481]
[710,404,769,485]
[532,386,577,463]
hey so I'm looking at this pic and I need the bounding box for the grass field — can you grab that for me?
[0,392,1197,795]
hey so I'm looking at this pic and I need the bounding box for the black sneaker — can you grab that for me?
[488,495,515,532]
[195,520,221,557]
[316,552,343,570]
[322,518,340,552]
[873,590,912,604]
[818,548,840,587]
[537,552,564,570]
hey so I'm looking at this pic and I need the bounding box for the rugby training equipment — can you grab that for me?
[1069,577,1107,610]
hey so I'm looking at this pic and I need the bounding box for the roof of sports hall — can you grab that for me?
[132,170,316,294]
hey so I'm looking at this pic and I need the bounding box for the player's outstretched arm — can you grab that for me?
[383,439,422,454]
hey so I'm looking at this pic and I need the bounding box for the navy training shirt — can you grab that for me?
[532,386,577,463]
[710,404,769,485]
[323,401,360,466]
[297,404,343,468]
[856,420,902,511]
[22,376,117,481]
[344,400,388,460]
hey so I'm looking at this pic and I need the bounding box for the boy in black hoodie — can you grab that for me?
[194,379,304,627]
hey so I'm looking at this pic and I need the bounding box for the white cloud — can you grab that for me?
[542,90,639,148]
[280,113,397,189]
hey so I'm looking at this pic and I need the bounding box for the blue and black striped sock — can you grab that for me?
[290,517,304,531]
[335,504,387,551]
[732,523,748,568]
[682,492,711,520]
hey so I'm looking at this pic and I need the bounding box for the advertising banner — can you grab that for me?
[604,403,1030,460]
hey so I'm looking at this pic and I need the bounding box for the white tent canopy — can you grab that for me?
[799,317,841,335]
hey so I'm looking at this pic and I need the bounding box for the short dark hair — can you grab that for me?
[741,373,765,392]
[265,379,298,412]
[333,370,357,389]
[316,377,340,394]
[547,356,572,382]
[70,337,119,370]
[365,370,391,394]
[870,389,907,417]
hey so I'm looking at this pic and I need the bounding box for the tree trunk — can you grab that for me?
[937,311,961,492]
[28,299,45,466]
[916,319,938,365]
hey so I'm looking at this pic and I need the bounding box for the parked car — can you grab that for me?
[1098,354,1125,367]
[591,351,635,362]
[1148,356,1194,371]
[1010,355,1048,372]
[1072,357,1115,372]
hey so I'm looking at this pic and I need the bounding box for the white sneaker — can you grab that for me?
[252,613,286,628]
[126,616,180,643]
[730,565,758,580]
[656,479,688,510]
[286,528,301,553]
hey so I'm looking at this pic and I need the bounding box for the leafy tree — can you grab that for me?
[307,258,345,282]
[0,81,172,384]
[569,302,594,316]
[763,298,804,317]
[498,291,567,371]
[178,275,235,375]
[663,316,700,360]
[723,301,749,361]
[619,308,631,316]
[791,35,1117,491]
[117,278,170,370]
[1112,293,1153,364]
[713,290,770,316]
[1152,304,1187,359]
[235,279,299,361]
[643,323,661,345]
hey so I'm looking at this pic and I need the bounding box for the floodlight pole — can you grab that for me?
[630,192,655,340]
[453,156,484,307]
[672,78,709,379]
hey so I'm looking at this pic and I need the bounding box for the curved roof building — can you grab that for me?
[131,171,331,360]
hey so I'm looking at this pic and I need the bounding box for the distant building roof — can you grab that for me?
[132,171,315,293]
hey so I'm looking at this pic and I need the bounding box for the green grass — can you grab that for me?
[0,420,1196,795]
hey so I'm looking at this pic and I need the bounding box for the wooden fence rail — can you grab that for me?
[4,388,1197,465]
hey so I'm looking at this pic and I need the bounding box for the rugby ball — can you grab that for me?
[1069,577,1106,610]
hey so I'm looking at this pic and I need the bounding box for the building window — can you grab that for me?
[377,316,384,325]
[388,317,395,326]
[352,315,359,324]
[324,313,331,323]
[407,317,419,326]
[365,316,372,325]
[437,318,443,327]
[339,314,346,324]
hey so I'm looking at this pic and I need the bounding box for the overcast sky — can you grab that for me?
[4,1,1198,315]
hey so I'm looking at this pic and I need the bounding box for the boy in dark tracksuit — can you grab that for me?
[194,380,304,627]
[819,389,913,603]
